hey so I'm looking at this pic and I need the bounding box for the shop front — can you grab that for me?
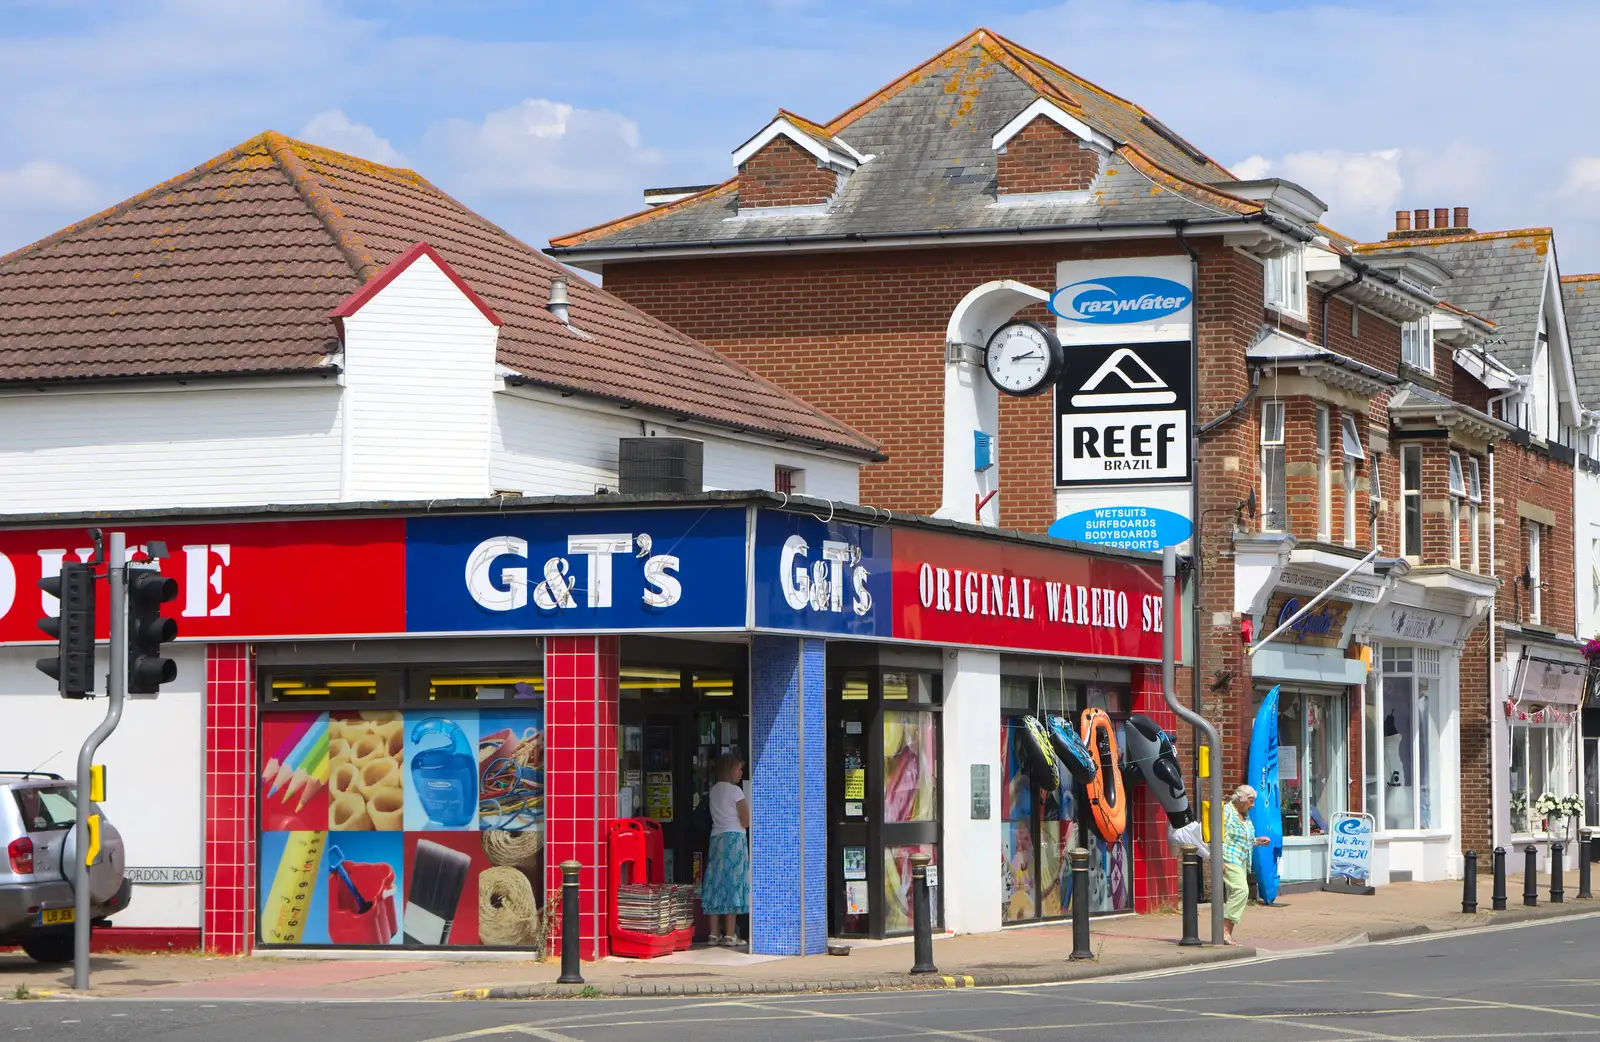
[1496,637,1588,865]
[0,495,1177,958]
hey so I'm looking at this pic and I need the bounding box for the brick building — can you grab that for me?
[553,29,1538,897]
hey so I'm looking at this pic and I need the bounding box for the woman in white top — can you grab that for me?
[700,753,750,946]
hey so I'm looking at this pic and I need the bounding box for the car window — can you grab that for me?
[12,786,78,831]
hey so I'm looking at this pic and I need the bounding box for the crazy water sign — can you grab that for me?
[1050,256,1193,347]
[1050,276,1191,325]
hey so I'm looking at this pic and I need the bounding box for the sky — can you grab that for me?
[4,0,1600,270]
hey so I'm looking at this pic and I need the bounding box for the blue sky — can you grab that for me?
[5,0,1600,269]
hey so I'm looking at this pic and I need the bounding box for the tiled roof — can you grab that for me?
[0,133,881,459]
[1358,230,1552,372]
[550,28,1254,254]
[1561,274,1600,409]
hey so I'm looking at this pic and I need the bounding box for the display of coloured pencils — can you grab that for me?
[261,717,314,784]
[282,736,329,804]
[267,713,328,798]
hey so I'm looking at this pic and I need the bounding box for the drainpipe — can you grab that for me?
[1172,221,1206,804]
[1488,445,1500,851]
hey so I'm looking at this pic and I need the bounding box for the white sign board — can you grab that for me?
[1326,811,1375,885]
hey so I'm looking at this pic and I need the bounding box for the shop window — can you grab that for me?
[882,670,937,704]
[1402,314,1433,373]
[884,711,937,822]
[1342,414,1365,548]
[840,671,871,701]
[1264,247,1306,319]
[408,670,545,702]
[1509,716,1575,835]
[1369,647,1442,831]
[268,668,404,704]
[1261,688,1347,838]
[884,844,938,933]
[1316,407,1331,541]
[774,465,804,496]
[1401,445,1422,559]
[1448,452,1465,568]
[1261,401,1286,531]
[1467,459,1482,573]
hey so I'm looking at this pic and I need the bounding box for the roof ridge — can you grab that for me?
[548,179,737,249]
[1358,227,1554,251]
[0,132,275,270]
[1560,273,1600,283]
[264,131,383,282]
[774,108,833,140]
[820,27,1077,137]
[1116,145,1258,215]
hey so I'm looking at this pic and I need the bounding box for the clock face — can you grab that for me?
[984,322,1061,397]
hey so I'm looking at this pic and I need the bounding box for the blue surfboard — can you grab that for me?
[1247,685,1284,905]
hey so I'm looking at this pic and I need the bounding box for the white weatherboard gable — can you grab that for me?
[339,250,500,501]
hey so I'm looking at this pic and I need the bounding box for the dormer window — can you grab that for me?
[1401,315,1433,373]
[1264,248,1306,320]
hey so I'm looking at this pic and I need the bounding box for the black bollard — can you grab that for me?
[557,859,584,984]
[1492,846,1507,911]
[1462,850,1478,913]
[908,853,937,975]
[1551,843,1565,903]
[1523,845,1539,907]
[1070,847,1094,961]
[1179,845,1202,946]
[1580,829,1594,900]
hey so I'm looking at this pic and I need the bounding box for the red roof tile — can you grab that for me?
[0,133,880,458]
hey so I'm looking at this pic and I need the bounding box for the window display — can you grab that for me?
[1263,687,1346,838]
[1369,647,1440,831]
[259,665,545,949]
[1509,718,1575,835]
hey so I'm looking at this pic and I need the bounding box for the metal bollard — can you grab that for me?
[1550,843,1565,903]
[1461,849,1478,913]
[557,859,584,984]
[1523,845,1539,907]
[1178,845,1202,946]
[1070,847,1094,961]
[908,853,937,975]
[1580,829,1594,900]
[1492,846,1507,911]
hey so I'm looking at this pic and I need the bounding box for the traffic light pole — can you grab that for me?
[73,531,125,992]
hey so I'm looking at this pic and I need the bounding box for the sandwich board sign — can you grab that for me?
[1326,811,1376,893]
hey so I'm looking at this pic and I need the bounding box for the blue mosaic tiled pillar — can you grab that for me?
[749,635,827,956]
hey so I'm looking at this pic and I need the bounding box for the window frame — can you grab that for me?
[1447,453,1465,568]
[1527,522,1543,624]
[1370,645,1444,832]
[1316,406,1332,541]
[1509,717,1575,835]
[1369,452,1383,549]
[1400,444,1423,559]
[1467,459,1482,573]
[1264,248,1307,320]
[1264,687,1348,839]
[1401,314,1434,373]
[1261,400,1287,531]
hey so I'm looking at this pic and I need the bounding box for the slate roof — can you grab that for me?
[550,28,1257,255]
[0,132,881,459]
[1561,274,1600,409]
[1358,230,1553,373]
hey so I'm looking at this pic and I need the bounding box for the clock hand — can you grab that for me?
[1011,351,1043,361]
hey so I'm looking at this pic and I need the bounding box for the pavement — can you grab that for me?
[3,909,1598,1040]
[0,871,1593,1004]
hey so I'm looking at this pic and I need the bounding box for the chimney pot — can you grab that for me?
[1454,206,1469,229]
[1414,208,1431,231]
[1395,210,1412,232]
[547,275,570,325]
[1434,207,1449,230]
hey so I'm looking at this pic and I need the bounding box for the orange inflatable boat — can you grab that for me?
[1079,708,1126,844]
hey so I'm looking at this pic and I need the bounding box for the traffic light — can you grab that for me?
[37,562,97,698]
[127,567,179,695]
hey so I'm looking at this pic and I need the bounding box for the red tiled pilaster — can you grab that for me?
[544,635,620,960]
[1131,665,1180,912]
[203,642,255,955]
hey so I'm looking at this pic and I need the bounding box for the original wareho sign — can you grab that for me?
[1055,341,1191,486]
[890,528,1171,661]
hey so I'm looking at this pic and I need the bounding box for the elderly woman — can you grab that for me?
[700,753,751,947]
[1222,784,1271,946]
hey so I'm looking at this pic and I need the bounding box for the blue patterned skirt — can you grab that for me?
[701,832,750,915]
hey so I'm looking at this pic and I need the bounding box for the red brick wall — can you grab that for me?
[997,117,1100,195]
[737,136,837,209]
[1459,619,1494,856]
[1492,442,1576,636]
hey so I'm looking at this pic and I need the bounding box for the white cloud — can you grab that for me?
[1558,157,1600,218]
[298,110,405,166]
[1226,149,1403,234]
[425,98,662,196]
[0,160,97,212]
[1231,155,1273,181]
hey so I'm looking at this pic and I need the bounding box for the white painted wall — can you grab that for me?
[940,649,1001,935]
[0,384,342,513]
[492,393,860,501]
[340,253,499,500]
[1576,469,1600,639]
[0,644,205,929]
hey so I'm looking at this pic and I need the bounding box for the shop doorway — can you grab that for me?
[826,650,943,939]
[616,639,748,889]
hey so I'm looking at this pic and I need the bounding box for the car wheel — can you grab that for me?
[20,931,76,964]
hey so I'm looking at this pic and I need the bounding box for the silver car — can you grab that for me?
[0,772,130,963]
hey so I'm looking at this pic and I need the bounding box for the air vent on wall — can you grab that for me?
[618,438,704,495]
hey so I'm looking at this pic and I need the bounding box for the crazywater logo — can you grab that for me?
[1049,275,1192,324]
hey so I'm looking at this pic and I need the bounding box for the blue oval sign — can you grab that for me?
[1048,506,1192,552]
[1049,275,1192,324]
